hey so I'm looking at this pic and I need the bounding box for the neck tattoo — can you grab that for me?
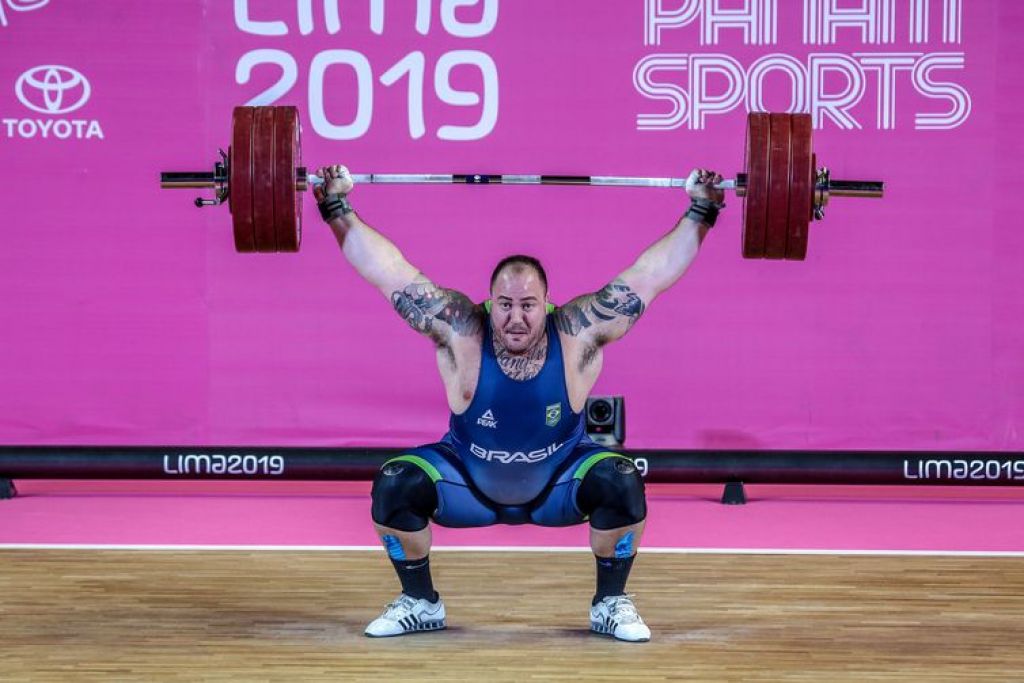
[493,332,548,381]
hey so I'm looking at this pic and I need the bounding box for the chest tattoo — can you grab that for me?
[493,334,548,381]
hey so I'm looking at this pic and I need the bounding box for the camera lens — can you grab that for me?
[588,399,613,423]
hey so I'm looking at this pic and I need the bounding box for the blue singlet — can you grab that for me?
[442,317,587,505]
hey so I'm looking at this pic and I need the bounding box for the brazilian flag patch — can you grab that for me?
[545,403,561,427]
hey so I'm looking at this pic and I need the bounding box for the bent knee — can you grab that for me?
[370,459,438,532]
[576,456,646,530]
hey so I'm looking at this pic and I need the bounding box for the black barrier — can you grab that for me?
[1,446,1023,486]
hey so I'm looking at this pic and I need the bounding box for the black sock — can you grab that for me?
[390,556,438,602]
[593,554,636,605]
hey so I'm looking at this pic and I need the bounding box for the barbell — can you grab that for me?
[160,106,884,260]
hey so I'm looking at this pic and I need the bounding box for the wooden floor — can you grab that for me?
[0,550,1021,681]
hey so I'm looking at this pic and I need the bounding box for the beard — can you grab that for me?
[495,323,543,354]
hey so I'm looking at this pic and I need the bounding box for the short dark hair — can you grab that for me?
[489,255,548,293]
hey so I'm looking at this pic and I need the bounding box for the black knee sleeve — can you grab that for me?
[576,456,647,530]
[370,460,438,532]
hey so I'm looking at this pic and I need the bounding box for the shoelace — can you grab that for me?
[382,595,418,619]
[605,595,643,623]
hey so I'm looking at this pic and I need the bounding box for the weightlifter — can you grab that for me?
[313,165,724,642]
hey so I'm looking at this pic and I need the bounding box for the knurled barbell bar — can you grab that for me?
[160,105,884,259]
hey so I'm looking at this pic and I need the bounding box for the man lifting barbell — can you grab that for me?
[312,163,724,642]
[160,105,884,641]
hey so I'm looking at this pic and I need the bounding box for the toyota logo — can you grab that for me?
[15,65,91,114]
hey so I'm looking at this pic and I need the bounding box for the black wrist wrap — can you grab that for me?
[685,198,721,227]
[318,193,353,222]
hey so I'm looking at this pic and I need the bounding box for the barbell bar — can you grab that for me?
[162,171,882,196]
[159,106,884,258]
[160,170,881,195]
[163,172,738,190]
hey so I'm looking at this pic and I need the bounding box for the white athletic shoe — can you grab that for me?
[589,594,651,642]
[364,593,447,637]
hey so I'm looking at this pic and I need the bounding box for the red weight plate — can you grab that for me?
[786,113,813,261]
[251,107,278,252]
[764,113,792,260]
[273,106,301,252]
[741,113,770,259]
[229,107,256,252]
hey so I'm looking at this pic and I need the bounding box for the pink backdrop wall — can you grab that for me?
[1,0,1021,451]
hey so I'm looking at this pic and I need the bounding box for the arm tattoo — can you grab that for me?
[391,276,482,341]
[553,278,646,338]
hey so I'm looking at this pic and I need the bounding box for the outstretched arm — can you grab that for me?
[315,165,483,346]
[554,169,723,347]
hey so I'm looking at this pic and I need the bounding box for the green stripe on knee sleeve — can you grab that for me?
[384,455,443,483]
[572,452,629,481]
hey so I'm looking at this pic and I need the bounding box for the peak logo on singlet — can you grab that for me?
[469,440,564,464]
[476,409,497,429]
